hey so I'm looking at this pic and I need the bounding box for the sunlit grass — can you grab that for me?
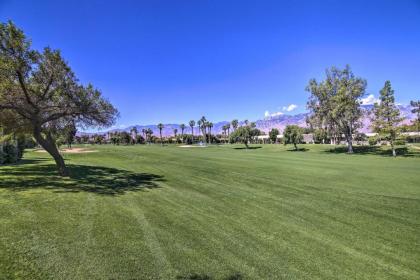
[1,144,419,279]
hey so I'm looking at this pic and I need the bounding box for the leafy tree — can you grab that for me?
[231,119,238,131]
[283,125,303,150]
[173,128,178,138]
[0,21,118,175]
[157,123,164,146]
[371,81,404,157]
[269,128,279,143]
[62,120,77,148]
[306,65,366,153]
[229,123,260,148]
[313,128,328,144]
[180,124,186,143]
[411,100,420,134]
[189,120,195,142]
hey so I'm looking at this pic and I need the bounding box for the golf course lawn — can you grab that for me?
[1,144,419,279]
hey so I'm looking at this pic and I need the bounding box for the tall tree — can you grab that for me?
[157,123,164,146]
[130,127,138,145]
[180,123,186,143]
[283,125,303,151]
[371,81,404,157]
[306,65,366,153]
[410,100,420,134]
[0,21,118,176]
[226,123,231,140]
[146,128,153,144]
[269,128,279,144]
[231,119,238,131]
[222,124,227,143]
[198,116,207,145]
[230,123,261,149]
[173,128,178,140]
[189,120,195,143]
[207,122,213,144]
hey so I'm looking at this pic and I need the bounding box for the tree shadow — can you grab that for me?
[324,145,418,157]
[0,163,164,195]
[233,146,262,150]
[176,272,243,280]
[287,147,309,152]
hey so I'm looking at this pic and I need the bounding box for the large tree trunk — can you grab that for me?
[391,141,396,157]
[33,127,69,177]
[346,134,354,153]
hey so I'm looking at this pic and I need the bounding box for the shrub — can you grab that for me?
[368,136,378,146]
[2,143,19,163]
[394,139,406,145]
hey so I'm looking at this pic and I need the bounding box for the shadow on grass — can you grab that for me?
[0,163,164,195]
[233,146,262,150]
[287,147,309,152]
[177,272,243,280]
[325,145,419,157]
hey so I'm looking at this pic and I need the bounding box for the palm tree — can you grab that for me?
[222,124,227,143]
[146,128,153,144]
[130,127,138,144]
[157,123,164,146]
[207,122,213,144]
[189,120,195,143]
[173,128,178,142]
[180,124,186,143]
[141,128,146,140]
[226,123,231,140]
[198,116,207,145]
[231,119,238,131]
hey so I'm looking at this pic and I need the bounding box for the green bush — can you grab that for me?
[0,149,5,164]
[2,143,18,163]
[368,136,378,146]
[394,139,406,145]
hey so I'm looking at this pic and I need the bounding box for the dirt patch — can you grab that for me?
[35,148,98,154]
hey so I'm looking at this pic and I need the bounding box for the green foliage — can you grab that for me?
[0,21,118,175]
[371,81,404,156]
[307,65,366,152]
[368,136,379,146]
[283,125,304,150]
[313,128,328,144]
[268,128,279,143]
[229,125,260,148]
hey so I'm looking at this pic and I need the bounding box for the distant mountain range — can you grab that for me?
[81,105,416,137]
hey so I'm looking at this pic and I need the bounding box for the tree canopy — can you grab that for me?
[0,21,118,175]
[371,81,403,157]
[306,65,366,153]
[283,125,303,150]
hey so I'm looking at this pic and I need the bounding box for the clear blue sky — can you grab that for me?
[1,0,419,128]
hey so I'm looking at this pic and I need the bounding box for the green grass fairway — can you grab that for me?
[1,144,419,279]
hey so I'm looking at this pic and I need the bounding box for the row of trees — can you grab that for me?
[306,65,419,157]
